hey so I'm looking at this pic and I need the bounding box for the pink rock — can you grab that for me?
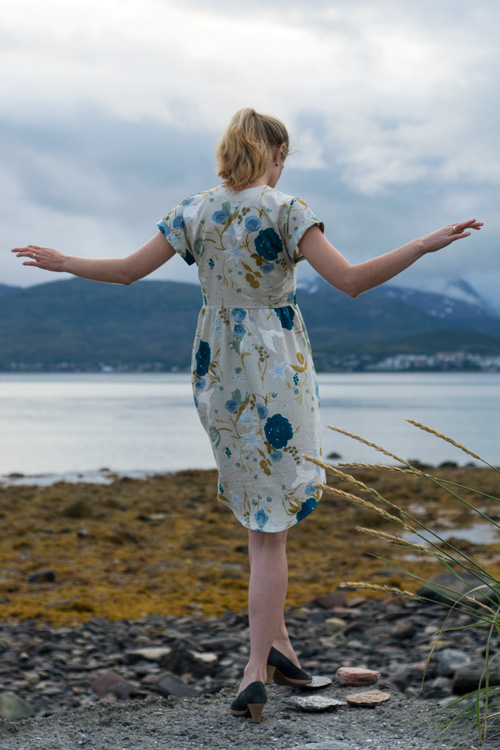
[346,689,390,707]
[335,667,381,686]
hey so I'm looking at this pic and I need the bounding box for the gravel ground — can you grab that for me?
[0,683,495,750]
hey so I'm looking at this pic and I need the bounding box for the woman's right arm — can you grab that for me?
[299,219,483,297]
[11,231,175,285]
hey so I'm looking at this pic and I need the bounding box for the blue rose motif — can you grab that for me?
[232,308,246,321]
[264,414,293,449]
[275,306,295,330]
[245,216,262,232]
[254,509,269,528]
[173,214,185,230]
[182,197,194,206]
[158,222,171,236]
[195,340,211,376]
[261,263,274,274]
[270,451,283,463]
[257,404,269,419]
[233,323,246,338]
[225,399,239,413]
[296,497,318,523]
[213,210,229,224]
[254,228,284,261]
[194,378,206,392]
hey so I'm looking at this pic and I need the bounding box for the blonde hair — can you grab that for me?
[216,108,289,191]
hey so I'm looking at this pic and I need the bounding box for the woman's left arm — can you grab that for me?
[11,231,175,285]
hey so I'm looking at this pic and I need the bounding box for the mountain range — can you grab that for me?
[0,277,499,371]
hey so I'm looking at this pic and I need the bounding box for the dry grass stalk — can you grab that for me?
[315,482,407,527]
[355,526,426,550]
[339,462,418,475]
[405,419,483,462]
[303,454,379,495]
[326,425,409,465]
[339,581,419,598]
[355,526,450,563]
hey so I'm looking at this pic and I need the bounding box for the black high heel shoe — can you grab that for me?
[266,647,312,686]
[230,681,267,723]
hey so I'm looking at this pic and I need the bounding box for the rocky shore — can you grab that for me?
[1,466,500,748]
[1,588,500,748]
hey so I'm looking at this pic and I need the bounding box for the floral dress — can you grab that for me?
[158,184,326,532]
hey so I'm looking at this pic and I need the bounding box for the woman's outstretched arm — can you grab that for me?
[11,231,175,285]
[299,219,483,297]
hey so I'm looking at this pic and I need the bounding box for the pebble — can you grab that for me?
[345,690,391,707]
[285,695,346,712]
[335,668,381,686]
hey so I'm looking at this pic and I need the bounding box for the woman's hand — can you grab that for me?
[11,233,175,285]
[421,218,483,254]
[11,244,68,271]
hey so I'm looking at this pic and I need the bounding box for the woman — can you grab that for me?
[12,108,482,723]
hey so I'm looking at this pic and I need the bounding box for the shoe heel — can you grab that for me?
[265,665,276,685]
[247,702,265,723]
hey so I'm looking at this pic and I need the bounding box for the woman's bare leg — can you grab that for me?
[238,528,291,694]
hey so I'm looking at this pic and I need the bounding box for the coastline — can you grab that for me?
[1,466,500,748]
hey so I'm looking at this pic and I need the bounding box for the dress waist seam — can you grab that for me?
[202,304,297,311]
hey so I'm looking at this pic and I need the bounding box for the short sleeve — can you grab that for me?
[284,197,324,263]
[157,198,196,266]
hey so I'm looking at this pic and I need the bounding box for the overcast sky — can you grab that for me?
[1,0,498,299]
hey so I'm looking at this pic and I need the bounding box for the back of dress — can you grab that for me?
[157,184,326,532]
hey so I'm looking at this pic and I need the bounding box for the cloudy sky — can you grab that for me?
[1,0,498,300]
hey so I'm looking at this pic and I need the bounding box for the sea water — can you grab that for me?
[0,372,499,480]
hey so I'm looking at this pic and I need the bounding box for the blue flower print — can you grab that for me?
[270,451,283,463]
[194,378,206,392]
[208,258,215,269]
[296,497,318,523]
[245,216,262,232]
[173,214,185,230]
[254,509,269,528]
[287,290,296,304]
[305,481,317,496]
[233,323,246,338]
[232,308,247,322]
[158,222,171,236]
[254,228,284,261]
[261,262,274,274]
[182,197,194,206]
[257,404,269,419]
[264,414,293,449]
[275,306,295,330]
[213,210,229,224]
[195,340,211,376]
[225,399,239,413]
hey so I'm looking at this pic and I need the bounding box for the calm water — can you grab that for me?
[0,372,499,479]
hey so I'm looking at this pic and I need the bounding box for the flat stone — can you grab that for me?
[92,671,135,700]
[346,689,390,706]
[152,671,201,699]
[299,675,333,689]
[125,647,172,663]
[418,572,500,607]
[452,664,500,695]
[335,667,381,686]
[285,695,345,712]
[324,617,347,634]
[291,744,357,750]
[0,691,35,720]
[314,591,347,609]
